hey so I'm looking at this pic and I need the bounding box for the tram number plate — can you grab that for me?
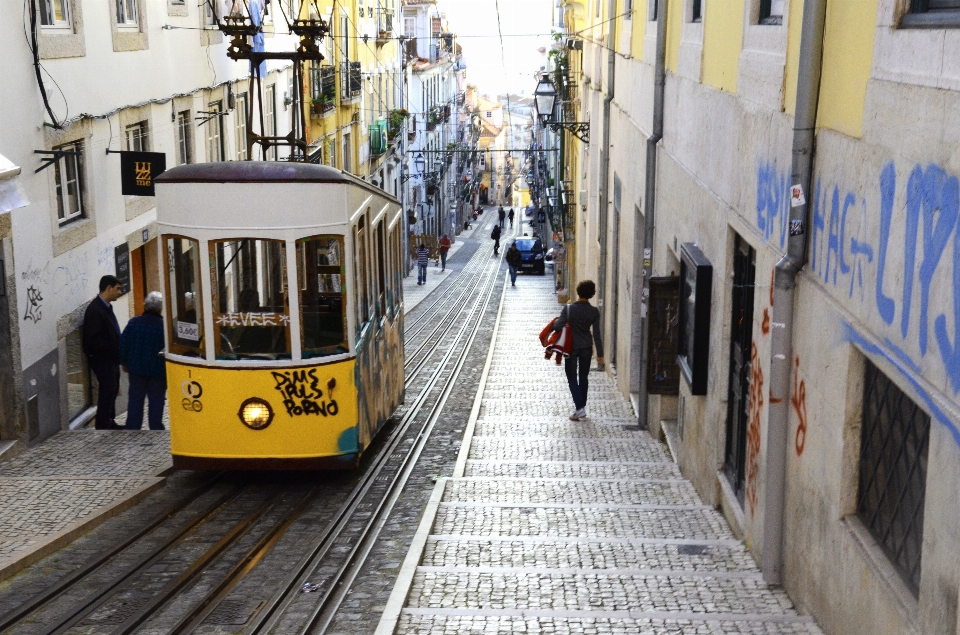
[177,321,200,341]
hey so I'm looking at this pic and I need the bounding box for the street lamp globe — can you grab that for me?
[415,153,425,174]
[533,76,557,124]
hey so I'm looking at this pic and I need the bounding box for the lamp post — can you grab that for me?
[533,74,590,144]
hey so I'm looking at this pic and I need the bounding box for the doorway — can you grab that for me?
[724,234,755,506]
[131,238,162,315]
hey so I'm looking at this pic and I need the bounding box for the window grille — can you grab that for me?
[858,359,930,597]
[265,87,277,160]
[53,141,84,224]
[692,0,702,22]
[177,110,192,165]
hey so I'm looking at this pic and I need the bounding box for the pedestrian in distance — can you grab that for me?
[506,242,522,286]
[498,206,506,229]
[491,224,502,256]
[508,208,515,228]
[416,243,430,285]
[439,234,451,271]
[553,280,604,421]
[83,275,125,430]
[120,292,167,430]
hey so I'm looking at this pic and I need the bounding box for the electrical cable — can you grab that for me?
[24,0,65,128]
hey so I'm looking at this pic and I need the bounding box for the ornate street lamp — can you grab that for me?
[414,152,426,174]
[532,74,590,144]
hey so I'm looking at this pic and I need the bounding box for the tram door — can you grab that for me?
[724,235,755,506]
[130,237,161,315]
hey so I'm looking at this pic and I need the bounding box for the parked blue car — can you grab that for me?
[515,237,546,275]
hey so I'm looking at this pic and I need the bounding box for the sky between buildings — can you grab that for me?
[436,0,554,98]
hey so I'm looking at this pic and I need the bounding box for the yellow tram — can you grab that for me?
[155,162,405,469]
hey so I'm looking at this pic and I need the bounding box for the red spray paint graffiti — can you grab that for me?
[769,267,776,306]
[745,342,764,516]
[792,355,808,456]
[761,308,771,335]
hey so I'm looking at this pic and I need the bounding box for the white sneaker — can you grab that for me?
[569,408,586,421]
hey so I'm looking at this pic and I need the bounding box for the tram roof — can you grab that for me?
[156,161,392,199]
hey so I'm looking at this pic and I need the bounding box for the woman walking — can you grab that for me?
[553,280,604,421]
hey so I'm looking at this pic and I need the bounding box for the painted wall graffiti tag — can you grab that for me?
[23,286,43,323]
[756,160,960,416]
[792,355,807,457]
[745,342,763,516]
[271,370,339,417]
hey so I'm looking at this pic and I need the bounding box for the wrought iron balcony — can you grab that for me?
[340,61,362,101]
[310,65,337,116]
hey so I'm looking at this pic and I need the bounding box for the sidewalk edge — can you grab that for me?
[374,477,448,635]
[0,476,165,583]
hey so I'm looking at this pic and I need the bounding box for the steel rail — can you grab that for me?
[0,472,226,632]
[33,485,245,635]
[300,239,509,635]
[241,230,508,635]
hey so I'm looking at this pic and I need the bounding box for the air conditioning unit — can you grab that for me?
[566,38,582,51]
[351,112,361,123]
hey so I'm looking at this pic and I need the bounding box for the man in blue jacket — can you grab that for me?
[83,275,124,430]
[120,292,167,430]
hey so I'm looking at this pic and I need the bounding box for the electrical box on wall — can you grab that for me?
[678,243,712,396]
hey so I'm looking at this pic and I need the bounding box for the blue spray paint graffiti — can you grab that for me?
[757,160,960,403]
[756,162,790,249]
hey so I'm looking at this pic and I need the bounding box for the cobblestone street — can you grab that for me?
[377,274,825,634]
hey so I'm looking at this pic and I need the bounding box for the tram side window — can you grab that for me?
[376,221,387,318]
[165,236,205,356]
[391,224,402,314]
[211,239,291,360]
[298,236,348,358]
[355,217,370,330]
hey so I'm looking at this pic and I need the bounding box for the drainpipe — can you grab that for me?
[596,0,617,336]
[636,0,668,429]
[762,0,828,585]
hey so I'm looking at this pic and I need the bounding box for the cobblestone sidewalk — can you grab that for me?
[377,275,824,634]
[0,430,170,581]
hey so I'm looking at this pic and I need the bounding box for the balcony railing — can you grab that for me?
[427,106,442,131]
[340,61,362,101]
[310,65,337,115]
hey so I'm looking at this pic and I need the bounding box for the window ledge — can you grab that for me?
[53,217,96,257]
[843,515,920,628]
[900,11,960,28]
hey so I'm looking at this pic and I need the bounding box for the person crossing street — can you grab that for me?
[498,206,506,229]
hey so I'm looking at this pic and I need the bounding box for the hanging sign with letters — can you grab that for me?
[120,151,166,196]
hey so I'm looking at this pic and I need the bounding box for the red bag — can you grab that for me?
[540,316,572,365]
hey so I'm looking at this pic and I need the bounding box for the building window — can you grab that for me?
[326,136,336,168]
[206,101,224,161]
[177,110,192,165]
[265,85,277,160]
[404,15,415,35]
[125,121,149,152]
[40,0,71,27]
[236,92,248,161]
[650,0,658,20]
[342,132,353,173]
[759,0,784,24]
[692,0,702,22]
[858,359,930,597]
[203,0,218,26]
[52,141,84,224]
[116,0,138,26]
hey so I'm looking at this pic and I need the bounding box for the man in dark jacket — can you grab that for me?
[120,292,167,430]
[83,275,124,430]
[553,280,604,421]
[506,242,522,286]
[498,206,506,229]
[491,224,502,256]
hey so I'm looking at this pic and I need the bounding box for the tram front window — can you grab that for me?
[298,236,348,358]
[212,239,291,360]
[165,236,205,357]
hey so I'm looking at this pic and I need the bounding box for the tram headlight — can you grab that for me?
[238,397,274,430]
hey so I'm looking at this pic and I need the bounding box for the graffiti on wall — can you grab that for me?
[23,286,42,323]
[755,160,960,445]
[792,355,807,456]
[745,342,764,516]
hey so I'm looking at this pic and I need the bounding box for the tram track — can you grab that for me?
[0,218,513,635]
